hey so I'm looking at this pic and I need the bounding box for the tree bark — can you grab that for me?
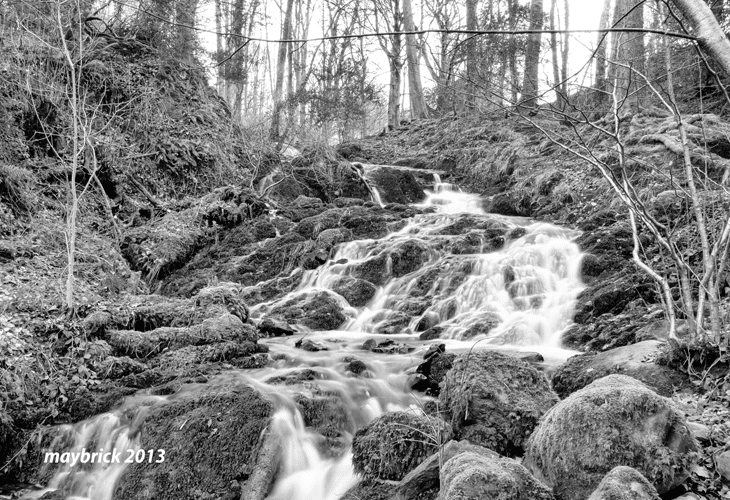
[465,0,478,110]
[270,0,295,141]
[672,0,730,76]
[609,0,645,109]
[388,55,403,129]
[521,0,543,109]
[550,0,563,109]
[403,0,428,119]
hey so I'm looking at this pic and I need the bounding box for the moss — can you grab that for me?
[439,350,558,456]
[440,451,554,500]
[524,375,697,500]
[351,411,451,481]
[587,466,660,500]
[114,385,272,500]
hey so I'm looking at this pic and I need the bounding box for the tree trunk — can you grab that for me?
[550,0,563,109]
[594,0,611,107]
[270,0,294,141]
[609,0,645,109]
[465,0,478,110]
[403,0,428,119]
[560,0,569,96]
[521,0,543,109]
[508,0,519,104]
[388,55,403,129]
[672,0,730,76]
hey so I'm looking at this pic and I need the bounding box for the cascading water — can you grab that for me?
[22,169,585,500]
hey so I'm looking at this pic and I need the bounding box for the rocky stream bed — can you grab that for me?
[2,163,729,500]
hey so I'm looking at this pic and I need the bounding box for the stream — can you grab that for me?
[22,169,586,500]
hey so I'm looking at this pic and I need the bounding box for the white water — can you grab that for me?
[23,172,585,500]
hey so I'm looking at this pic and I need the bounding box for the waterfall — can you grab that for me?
[22,169,585,500]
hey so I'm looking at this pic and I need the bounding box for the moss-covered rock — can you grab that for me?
[523,375,697,500]
[114,384,272,500]
[587,466,661,500]
[366,166,426,205]
[351,411,451,481]
[439,449,554,500]
[551,340,688,398]
[331,276,378,307]
[438,350,558,456]
[107,313,256,358]
[266,290,349,331]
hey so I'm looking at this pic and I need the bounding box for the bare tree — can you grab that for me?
[372,0,404,129]
[521,0,543,109]
[271,0,295,140]
[403,0,428,119]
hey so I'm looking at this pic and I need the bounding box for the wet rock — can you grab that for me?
[587,466,660,500]
[258,317,296,337]
[440,449,554,500]
[573,270,654,322]
[523,375,697,500]
[295,339,328,352]
[410,346,455,397]
[331,276,377,307]
[350,253,390,286]
[439,350,558,456]
[552,340,688,398]
[435,215,508,237]
[489,192,531,216]
[352,411,451,481]
[371,339,415,355]
[373,312,411,335]
[506,227,527,240]
[415,311,440,331]
[340,207,402,239]
[366,167,426,204]
[419,325,445,341]
[294,395,353,451]
[390,240,430,277]
[563,301,655,351]
[576,224,634,281]
[266,290,348,331]
[346,359,368,375]
[266,369,322,385]
[461,313,501,338]
[362,338,377,351]
[115,385,272,500]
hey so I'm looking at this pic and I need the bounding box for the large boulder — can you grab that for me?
[114,385,273,500]
[439,449,554,500]
[523,375,697,500]
[552,340,688,398]
[351,411,451,481]
[366,167,426,204]
[587,466,661,500]
[438,350,558,456]
[266,290,349,330]
[331,276,378,307]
